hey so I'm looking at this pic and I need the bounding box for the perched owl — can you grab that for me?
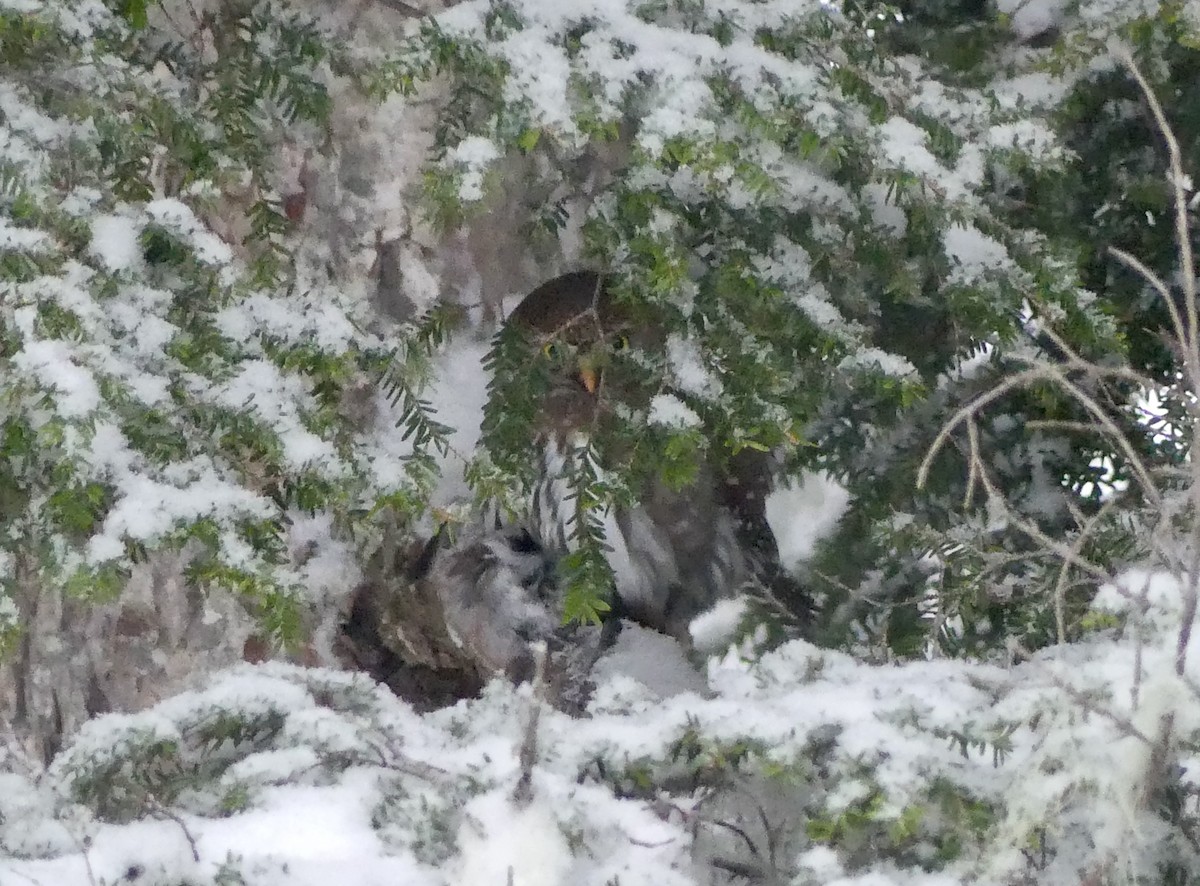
[341,271,804,710]
[491,270,802,642]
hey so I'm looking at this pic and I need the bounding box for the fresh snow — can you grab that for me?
[90,213,143,272]
[2,570,1196,885]
[0,0,1196,883]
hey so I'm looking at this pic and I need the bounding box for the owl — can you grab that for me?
[491,271,804,643]
[341,271,803,709]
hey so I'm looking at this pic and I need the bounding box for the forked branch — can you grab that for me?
[918,48,1198,659]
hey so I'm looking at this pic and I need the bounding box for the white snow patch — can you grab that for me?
[690,596,749,653]
[943,223,1016,284]
[648,392,701,428]
[838,346,917,377]
[0,217,50,251]
[88,461,275,558]
[455,790,572,886]
[146,198,233,266]
[877,116,942,179]
[593,621,708,698]
[90,213,143,271]
[997,0,1068,41]
[444,136,501,203]
[13,339,101,417]
[666,334,722,400]
[765,472,851,568]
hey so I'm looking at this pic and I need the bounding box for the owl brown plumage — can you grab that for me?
[500,270,796,642]
[341,271,803,711]
[503,270,655,442]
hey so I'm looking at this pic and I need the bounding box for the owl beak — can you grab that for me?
[578,365,599,395]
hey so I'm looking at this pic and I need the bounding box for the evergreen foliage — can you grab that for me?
[3,0,1200,882]
[0,0,454,653]
[369,0,1158,650]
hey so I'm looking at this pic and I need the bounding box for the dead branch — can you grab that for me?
[963,419,1110,585]
[917,368,1041,490]
[148,797,201,863]
[1112,48,1199,388]
[513,641,548,807]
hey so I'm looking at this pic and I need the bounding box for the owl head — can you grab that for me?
[498,270,660,443]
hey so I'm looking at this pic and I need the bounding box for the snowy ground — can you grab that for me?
[1,567,1196,886]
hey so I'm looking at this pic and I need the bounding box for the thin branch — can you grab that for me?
[1102,570,1155,711]
[369,0,425,16]
[1178,549,1200,676]
[67,832,98,886]
[359,730,451,783]
[4,870,46,886]
[1183,673,1200,705]
[1114,48,1199,370]
[1034,320,1168,400]
[964,420,1111,584]
[1025,419,1116,434]
[513,642,548,808]
[1139,712,1177,810]
[148,798,201,863]
[1028,662,1153,746]
[710,856,767,881]
[1109,246,1189,362]
[1009,357,1162,506]
[917,369,1042,489]
[707,817,761,858]
[755,800,781,874]
[1112,50,1200,582]
[1051,492,1125,644]
[920,350,1161,509]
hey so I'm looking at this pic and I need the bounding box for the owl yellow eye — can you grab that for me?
[611,334,629,352]
[542,341,561,359]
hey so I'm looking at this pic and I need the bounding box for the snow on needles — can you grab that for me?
[12,338,102,417]
[943,223,1019,285]
[648,392,701,428]
[90,213,143,272]
[146,199,233,268]
[4,570,1197,885]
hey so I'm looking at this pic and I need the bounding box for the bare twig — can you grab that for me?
[1129,572,1153,710]
[917,368,1041,489]
[358,728,451,783]
[755,801,782,874]
[1109,246,1189,362]
[921,356,1160,508]
[1009,357,1162,506]
[1035,667,1153,746]
[67,832,98,886]
[1113,48,1199,387]
[1178,550,1200,676]
[1113,50,1200,684]
[1182,673,1200,704]
[148,798,201,863]
[710,856,767,880]
[707,817,761,857]
[1139,712,1177,810]
[1050,492,1125,644]
[513,642,548,807]
[964,420,1110,584]
[369,0,425,16]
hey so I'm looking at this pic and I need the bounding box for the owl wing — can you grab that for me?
[525,443,813,644]
[720,449,817,632]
